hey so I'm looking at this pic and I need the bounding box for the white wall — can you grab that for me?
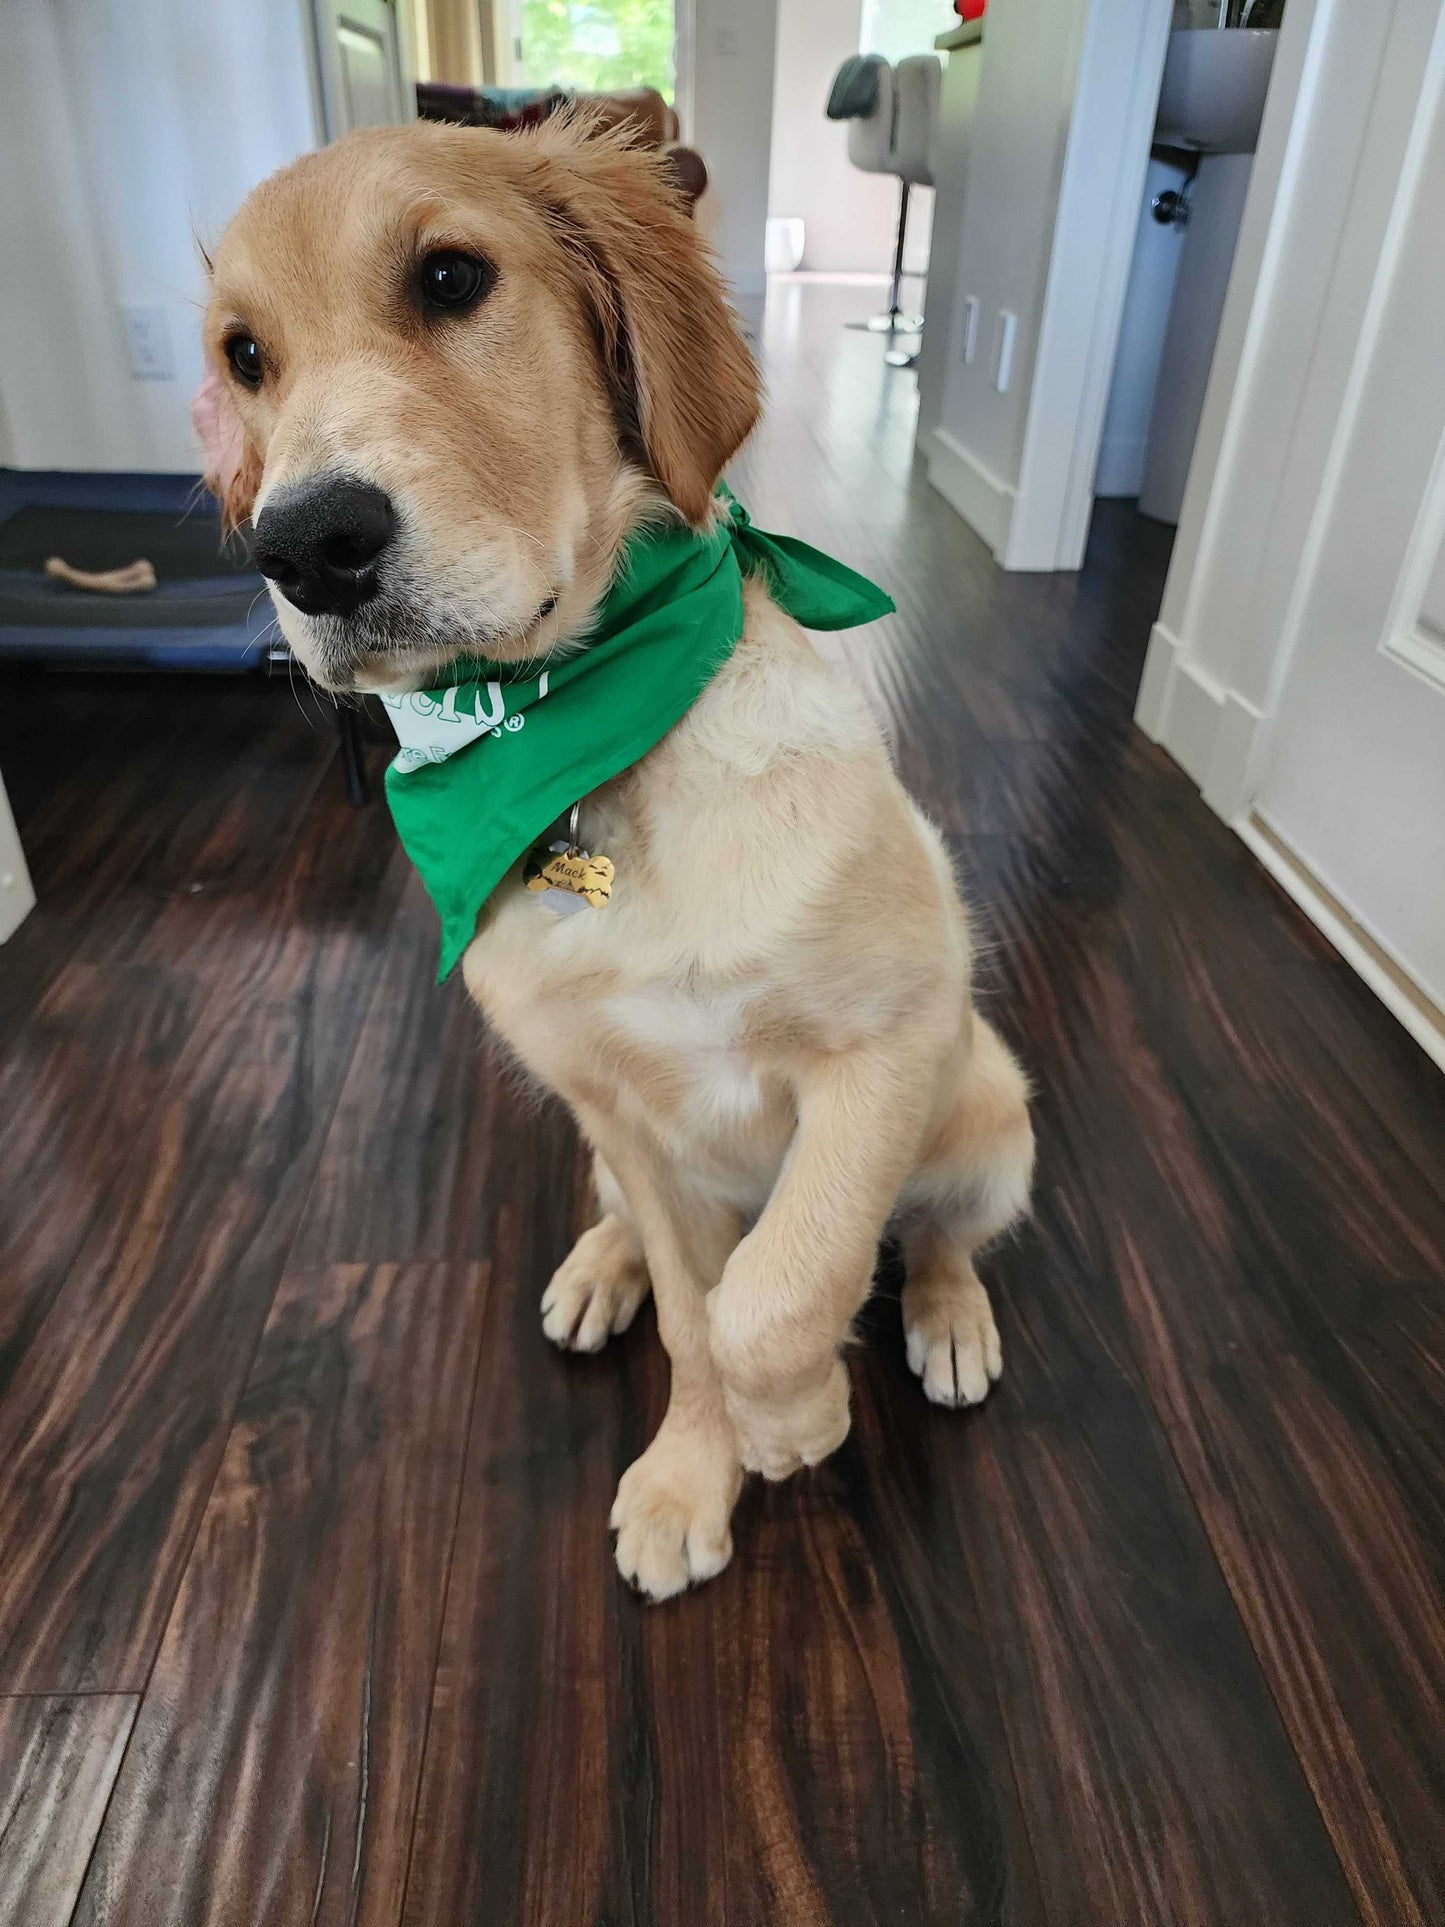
[767,0,928,276]
[916,33,984,446]
[923,0,1092,544]
[0,0,320,475]
[925,0,1169,569]
[1095,157,1187,498]
[691,0,779,300]
[1137,150,1254,524]
[0,4,149,474]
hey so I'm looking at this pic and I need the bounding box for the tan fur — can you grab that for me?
[205,119,1035,1600]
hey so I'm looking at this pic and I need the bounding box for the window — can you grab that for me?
[515,0,675,100]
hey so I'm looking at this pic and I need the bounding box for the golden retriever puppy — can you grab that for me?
[202,116,1034,1600]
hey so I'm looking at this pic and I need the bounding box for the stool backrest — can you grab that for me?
[891,54,942,188]
[843,61,896,175]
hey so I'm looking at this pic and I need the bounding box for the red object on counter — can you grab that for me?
[955,0,986,19]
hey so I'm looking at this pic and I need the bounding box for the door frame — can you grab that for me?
[309,0,417,142]
[1003,0,1172,571]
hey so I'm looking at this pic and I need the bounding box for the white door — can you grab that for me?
[1251,8,1445,1017]
[313,0,413,139]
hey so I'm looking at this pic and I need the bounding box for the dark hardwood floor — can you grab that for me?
[1,280,1442,1926]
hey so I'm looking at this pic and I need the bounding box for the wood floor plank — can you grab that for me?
[875,1206,1362,1927]
[287,871,509,1268]
[400,1172,1046,1927]
[1082,792,1445,1925]
[959,750,1443,1925]
[0,1694,135,1927]
[72,1262,487,1927]
[0,693,198,1050]
[0,776,404,1693]
[0,959,205,1372]
[0,679,326,1006]
[397,1111,642,1927]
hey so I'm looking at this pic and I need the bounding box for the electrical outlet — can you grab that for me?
[961,295,981,363]
[123,304,174,381]
[712,25,741,55]
[993,309,1018,393]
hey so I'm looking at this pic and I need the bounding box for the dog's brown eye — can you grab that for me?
[416,250,494,315]
[226,335,263,388]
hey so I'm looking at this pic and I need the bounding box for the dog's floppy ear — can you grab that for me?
[190,368,262,536]
[529,116,760,527]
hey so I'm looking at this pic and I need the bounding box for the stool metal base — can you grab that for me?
[846,312,924,335]
[846,178,925,345]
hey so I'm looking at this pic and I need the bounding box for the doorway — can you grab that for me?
[765,0,934,284]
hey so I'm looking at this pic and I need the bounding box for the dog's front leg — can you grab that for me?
[574,1105,744,1600]
[705,1042,933,1479]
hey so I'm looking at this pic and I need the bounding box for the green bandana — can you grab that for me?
[381,490,894,978]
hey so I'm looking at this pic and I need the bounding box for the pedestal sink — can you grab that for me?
[1156,28,1279,154]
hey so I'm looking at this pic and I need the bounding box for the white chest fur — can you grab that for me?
[605,983,764,1131]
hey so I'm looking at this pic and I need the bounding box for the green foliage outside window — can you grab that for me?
[518,0,675,101]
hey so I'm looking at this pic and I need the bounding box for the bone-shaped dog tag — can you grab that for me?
[525,842,615,913]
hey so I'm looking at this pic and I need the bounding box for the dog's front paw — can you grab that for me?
[902,1270,1001,1407]
[611,1415,742,1601]
[541,1215,650,1352]
[724,1358,852,1482]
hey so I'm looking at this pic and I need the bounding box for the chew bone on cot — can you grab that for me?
[45,556,158,595]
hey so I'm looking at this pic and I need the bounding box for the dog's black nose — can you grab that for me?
[254,475,395,617]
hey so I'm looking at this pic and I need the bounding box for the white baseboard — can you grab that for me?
[1133,620,1178,738]
[926,428,1015,557]
[1134,621,1266,818]
[1239,817,1445,1073]
[1133,620,1221,782]
[0,878,34,945]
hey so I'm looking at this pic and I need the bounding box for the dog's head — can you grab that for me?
[200,116,759,691]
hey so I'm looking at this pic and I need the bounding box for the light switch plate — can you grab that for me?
[122,304,175,382]
[994,309,1018,393]
[961,295,981,363]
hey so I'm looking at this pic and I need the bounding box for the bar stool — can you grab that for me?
[880,54,941,367]
[832,53,941,349]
